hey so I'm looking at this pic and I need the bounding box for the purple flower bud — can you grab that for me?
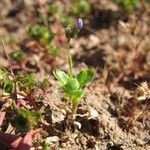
[76,18,83,29]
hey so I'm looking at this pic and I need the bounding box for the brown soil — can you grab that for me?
[0,0,150,150]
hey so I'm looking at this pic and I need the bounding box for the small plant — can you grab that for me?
[28,24,54,46]
[11,107,40,132]
[0,67,40,132]
[53,18,95,123]
[28,24,60,56]
[0,67,14,96]
[0,67,37,107]
[11,50,24,62]
[113,0,139,11]
[60,13,74,27]
[60,0,90,26]
[71,0,91,17]
[48,3,58,16]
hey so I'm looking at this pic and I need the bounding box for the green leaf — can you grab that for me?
[63,78,80,92]
[28,25,54,45]
[60,13,74,27]
[48,3,58,15]
[3,79,13,96]
[76,69,87,86]
[113,0,139,11]
[12,108,40,131]
[77,69,95,88]
[11,50,24,61]
[64,89,84,106]
[40,79,49,90]
[0,68,6,80]
[82,69,95,86]
[17,74,36,90]
[71,0,90,17]
[44,142,50,150]
[11,115,28,131]
[47,45,60,56]
[53,69,70,85]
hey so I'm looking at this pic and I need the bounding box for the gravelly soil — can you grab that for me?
[0,0,150,150]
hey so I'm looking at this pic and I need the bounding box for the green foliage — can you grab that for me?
[113,0,139,11]
[11,107,40,131]
[28,24,60,56]
[0,67,7,81]
[60,13,74,27]
[76,69,95,88]
[71,0,90,17]
[60,0,90,26]
[44,142,50,150]
[40,79,49,90]
[47,45,60,56]
[0,68,37,95]
[3,79,13,96]
[16,74,36,92]
[28,24,54,45]
[53,68,95,106]
[11,50,24,62]
[48,3,58,15]
[0,68,14,96]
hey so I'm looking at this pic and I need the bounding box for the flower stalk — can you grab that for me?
[66,39,73,78]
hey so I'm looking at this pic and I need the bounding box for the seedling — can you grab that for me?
[71,0,90,17]
[60,13,74,27]
[53,18,95,123]
[16,74,35,92]
[0,67,38,108]
[28,24,60,56]
[113,0,139,11]
[0,67,40,131]
[48,3,58,16]
[11,107,40,132]
[11,50,24,62]
[28,24,54,46]
[0,67,14,96]
[60,0,90,26]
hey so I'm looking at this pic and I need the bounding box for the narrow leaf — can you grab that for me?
[3,79,13,96]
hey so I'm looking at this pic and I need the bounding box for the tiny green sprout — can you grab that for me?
[16,74,36,92]
[11,107,40,131]
[44,142,50,150]
[47,45,60,56]
[53,19,95,123]
[71,0,90,17]
[11,50,24,62]
[40,79,50,93]
[60,13,74,27]
[0,67,14,96]
[28,24,60,56]
[48,3,58,16]
[0,68,36,96]
[113,0,139,11]
[28,24,54,46]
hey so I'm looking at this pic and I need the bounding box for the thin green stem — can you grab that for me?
[66,39,73,78]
